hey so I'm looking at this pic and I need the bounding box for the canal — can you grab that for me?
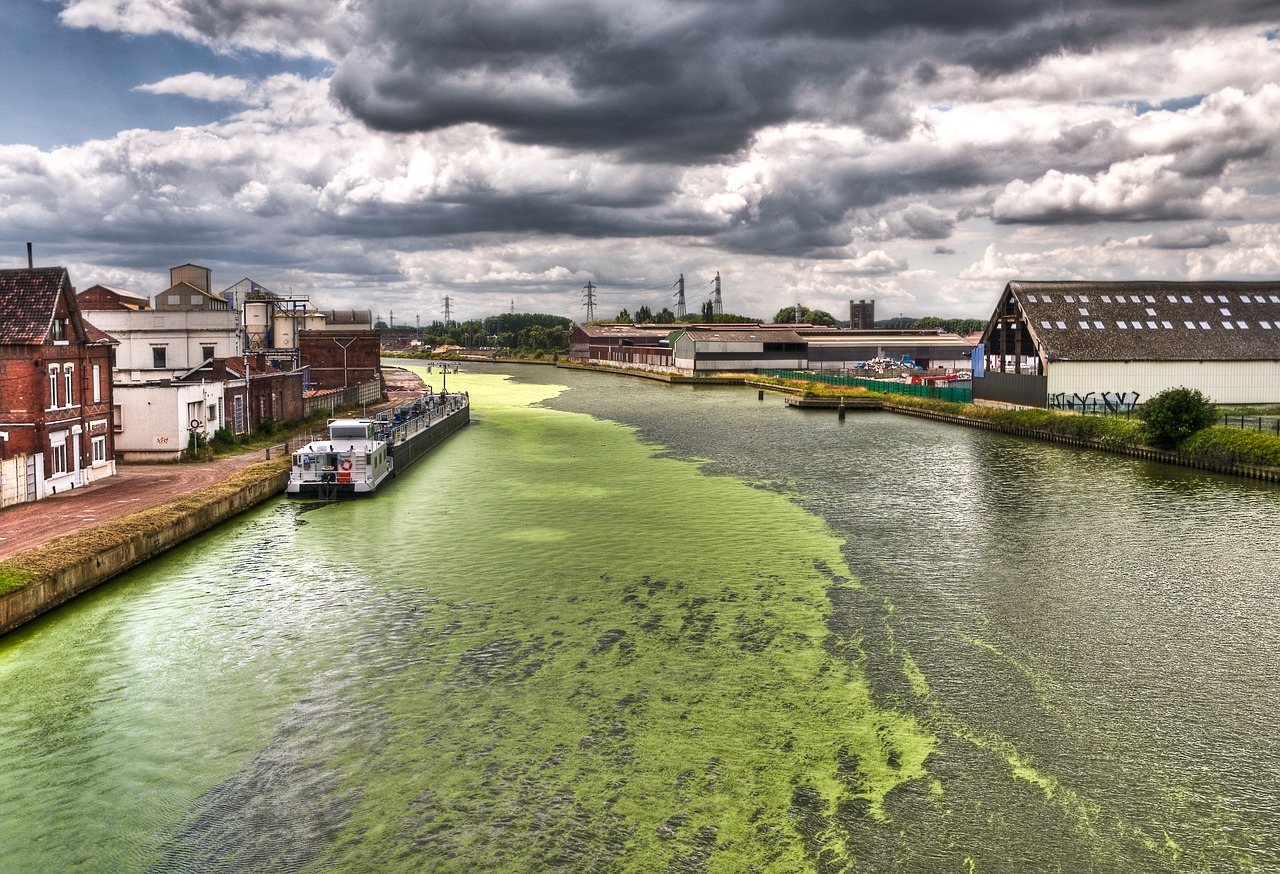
[1,363,1276,871]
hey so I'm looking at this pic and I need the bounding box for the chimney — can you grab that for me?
[27,242,33,269]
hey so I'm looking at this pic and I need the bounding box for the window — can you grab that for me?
[1242,295,1253,303]
[168,295,180,305]
[1182,295,1192,303]
[1132,320,1143,329]
[1079,321,1090,329]
[1237,321,1248,329]
[1094,321,1105,329]
[1117,321,1128,329]
[1079,307,1090,316]
[1223,321,1234,329]
[1167,295,1178,303]
[190,295,202,306]
[1218,295,1228,303]
[1185,321,1197,329]
[1040,320,1052,329]
[1101,295,1112,303]
[51,437,67,475]
[48,365,59,408]
[1203,295,1215,303]
[1027,294,1038,303]
[1041,294,1052,302]
[1055,321,1066,329]
[1144,295,1155,303]
[1145,321,1157,329]
[92,364,101,403]
[152,346,167,368]
[92,435,106,464]
[1146,308,1157,316]
[64,365,74,406]
[1065,295,1075,303]
[1199,321,1212,329]
[51,318,66,341]
[207,403,218,423]
[1261,321,1273,329]
[1161,321,1173,329]
[1220,308,1232,316]
[201,345,215,361]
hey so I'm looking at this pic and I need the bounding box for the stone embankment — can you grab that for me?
[0,459,289,637]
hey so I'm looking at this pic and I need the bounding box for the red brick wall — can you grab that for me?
[297,330,381,390]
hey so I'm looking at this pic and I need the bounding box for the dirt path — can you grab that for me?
[0,453,266,562]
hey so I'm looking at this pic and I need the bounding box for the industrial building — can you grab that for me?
[974,280,1280,407]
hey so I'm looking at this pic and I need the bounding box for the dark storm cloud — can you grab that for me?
[330,0,1279,162]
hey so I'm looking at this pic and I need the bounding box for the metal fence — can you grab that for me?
[755,369,973,403]
[1220,414,1280,436]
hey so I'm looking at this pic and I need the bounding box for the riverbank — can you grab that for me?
[557,360,1280,484]
[0,458,290,636]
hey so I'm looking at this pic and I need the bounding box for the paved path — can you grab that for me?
[0,452,266,561]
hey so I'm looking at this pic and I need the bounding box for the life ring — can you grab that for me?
[190,419,201,429]
[339,458,353,471]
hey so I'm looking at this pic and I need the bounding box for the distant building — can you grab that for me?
[974,280,1280,407]
[849,299,875,329]
[0,267,116,501]
[77,284,152,312]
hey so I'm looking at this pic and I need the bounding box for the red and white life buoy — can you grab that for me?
[339,458,353,471]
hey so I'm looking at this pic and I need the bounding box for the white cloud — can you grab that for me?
[136,73,253,103]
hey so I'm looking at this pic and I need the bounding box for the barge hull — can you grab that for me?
[390,401,470,476]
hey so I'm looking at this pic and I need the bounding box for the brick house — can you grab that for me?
[0,267,116,501]
[297,329,381,390]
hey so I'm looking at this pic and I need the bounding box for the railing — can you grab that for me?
[755,369,973,403]
[1220,414,1280,436]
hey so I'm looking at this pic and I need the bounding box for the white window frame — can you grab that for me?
[51,436,68,474]
[48,364,59,409]
[92,364,102,403]
[63,364,74,407]
[92,434,107,464]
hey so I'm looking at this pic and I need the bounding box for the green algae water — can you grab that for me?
[1,363,1277,872]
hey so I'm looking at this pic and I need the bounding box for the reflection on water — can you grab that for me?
[0,363,1276,871]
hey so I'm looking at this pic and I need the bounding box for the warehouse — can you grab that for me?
[974,280,1280,407]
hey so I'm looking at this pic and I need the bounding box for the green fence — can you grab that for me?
[756,369,973,403]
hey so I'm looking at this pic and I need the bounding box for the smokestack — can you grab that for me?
[27,242,33,269]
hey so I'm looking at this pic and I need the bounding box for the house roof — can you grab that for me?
[80,319,119,345]
[1003,280,1280,362]
[0,267,73,345]
[680,327,808,343]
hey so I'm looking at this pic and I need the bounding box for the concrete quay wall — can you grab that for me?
[0,463,289,638]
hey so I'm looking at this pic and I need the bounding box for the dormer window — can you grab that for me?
[50,318,66,341]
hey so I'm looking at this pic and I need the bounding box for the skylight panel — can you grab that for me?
[1079,321,1090,329]
[1200,321,1212,329]
[1079,307,1090,316]
[1056,321,1066,329]
[1026,294,1038,303]
[1146,321,1158,329]
[1040,320,1052,329]
[1255,295,1266,303]
[1270,296,1280,303]
[1185,321,1197,329]
[1132,321,1143,329]
[1065,295,1075,303]
[1237,321,1248,329]
[1261,321,1273,329]
[1167,295,1178,303]
[1144,295,1155,303]
[1145,308,1157,316]
[1101,295,1112,303]
[1218,295,1228,303]
[1117,320,1128,329]
[1079,295,1090,302]
[1223,322,1234,329]
[1182,295,1193,303]
[1241,295,1252,303]
[1161,321,1172,329]
[1219,308,1232,316]
[1041,294,1052,302]
[1094,321,1105,329]
[1203,295,1214,303]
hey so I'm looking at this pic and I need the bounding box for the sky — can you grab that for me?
[3,1,1280,325]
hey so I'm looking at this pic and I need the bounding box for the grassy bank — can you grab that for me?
[0,458,290,598]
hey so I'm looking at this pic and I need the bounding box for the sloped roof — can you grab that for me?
[80,319,119,345]
[681,327,808,343]
[1005,280,1280,362]
[0,267,72,345]
[161,280,229,302]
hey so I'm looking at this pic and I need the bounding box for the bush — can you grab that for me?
[1139,387,1217,448]
[1182,427,1280,468]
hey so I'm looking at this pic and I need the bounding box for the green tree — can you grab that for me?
[655,307,676,323]
[635,305,653,323]
[701,300,715,320]
[774,306,836,327]
[1140,387,1217,448]
[616,308,631,323]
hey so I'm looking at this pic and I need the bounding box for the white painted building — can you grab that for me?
[111,378,225,461]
